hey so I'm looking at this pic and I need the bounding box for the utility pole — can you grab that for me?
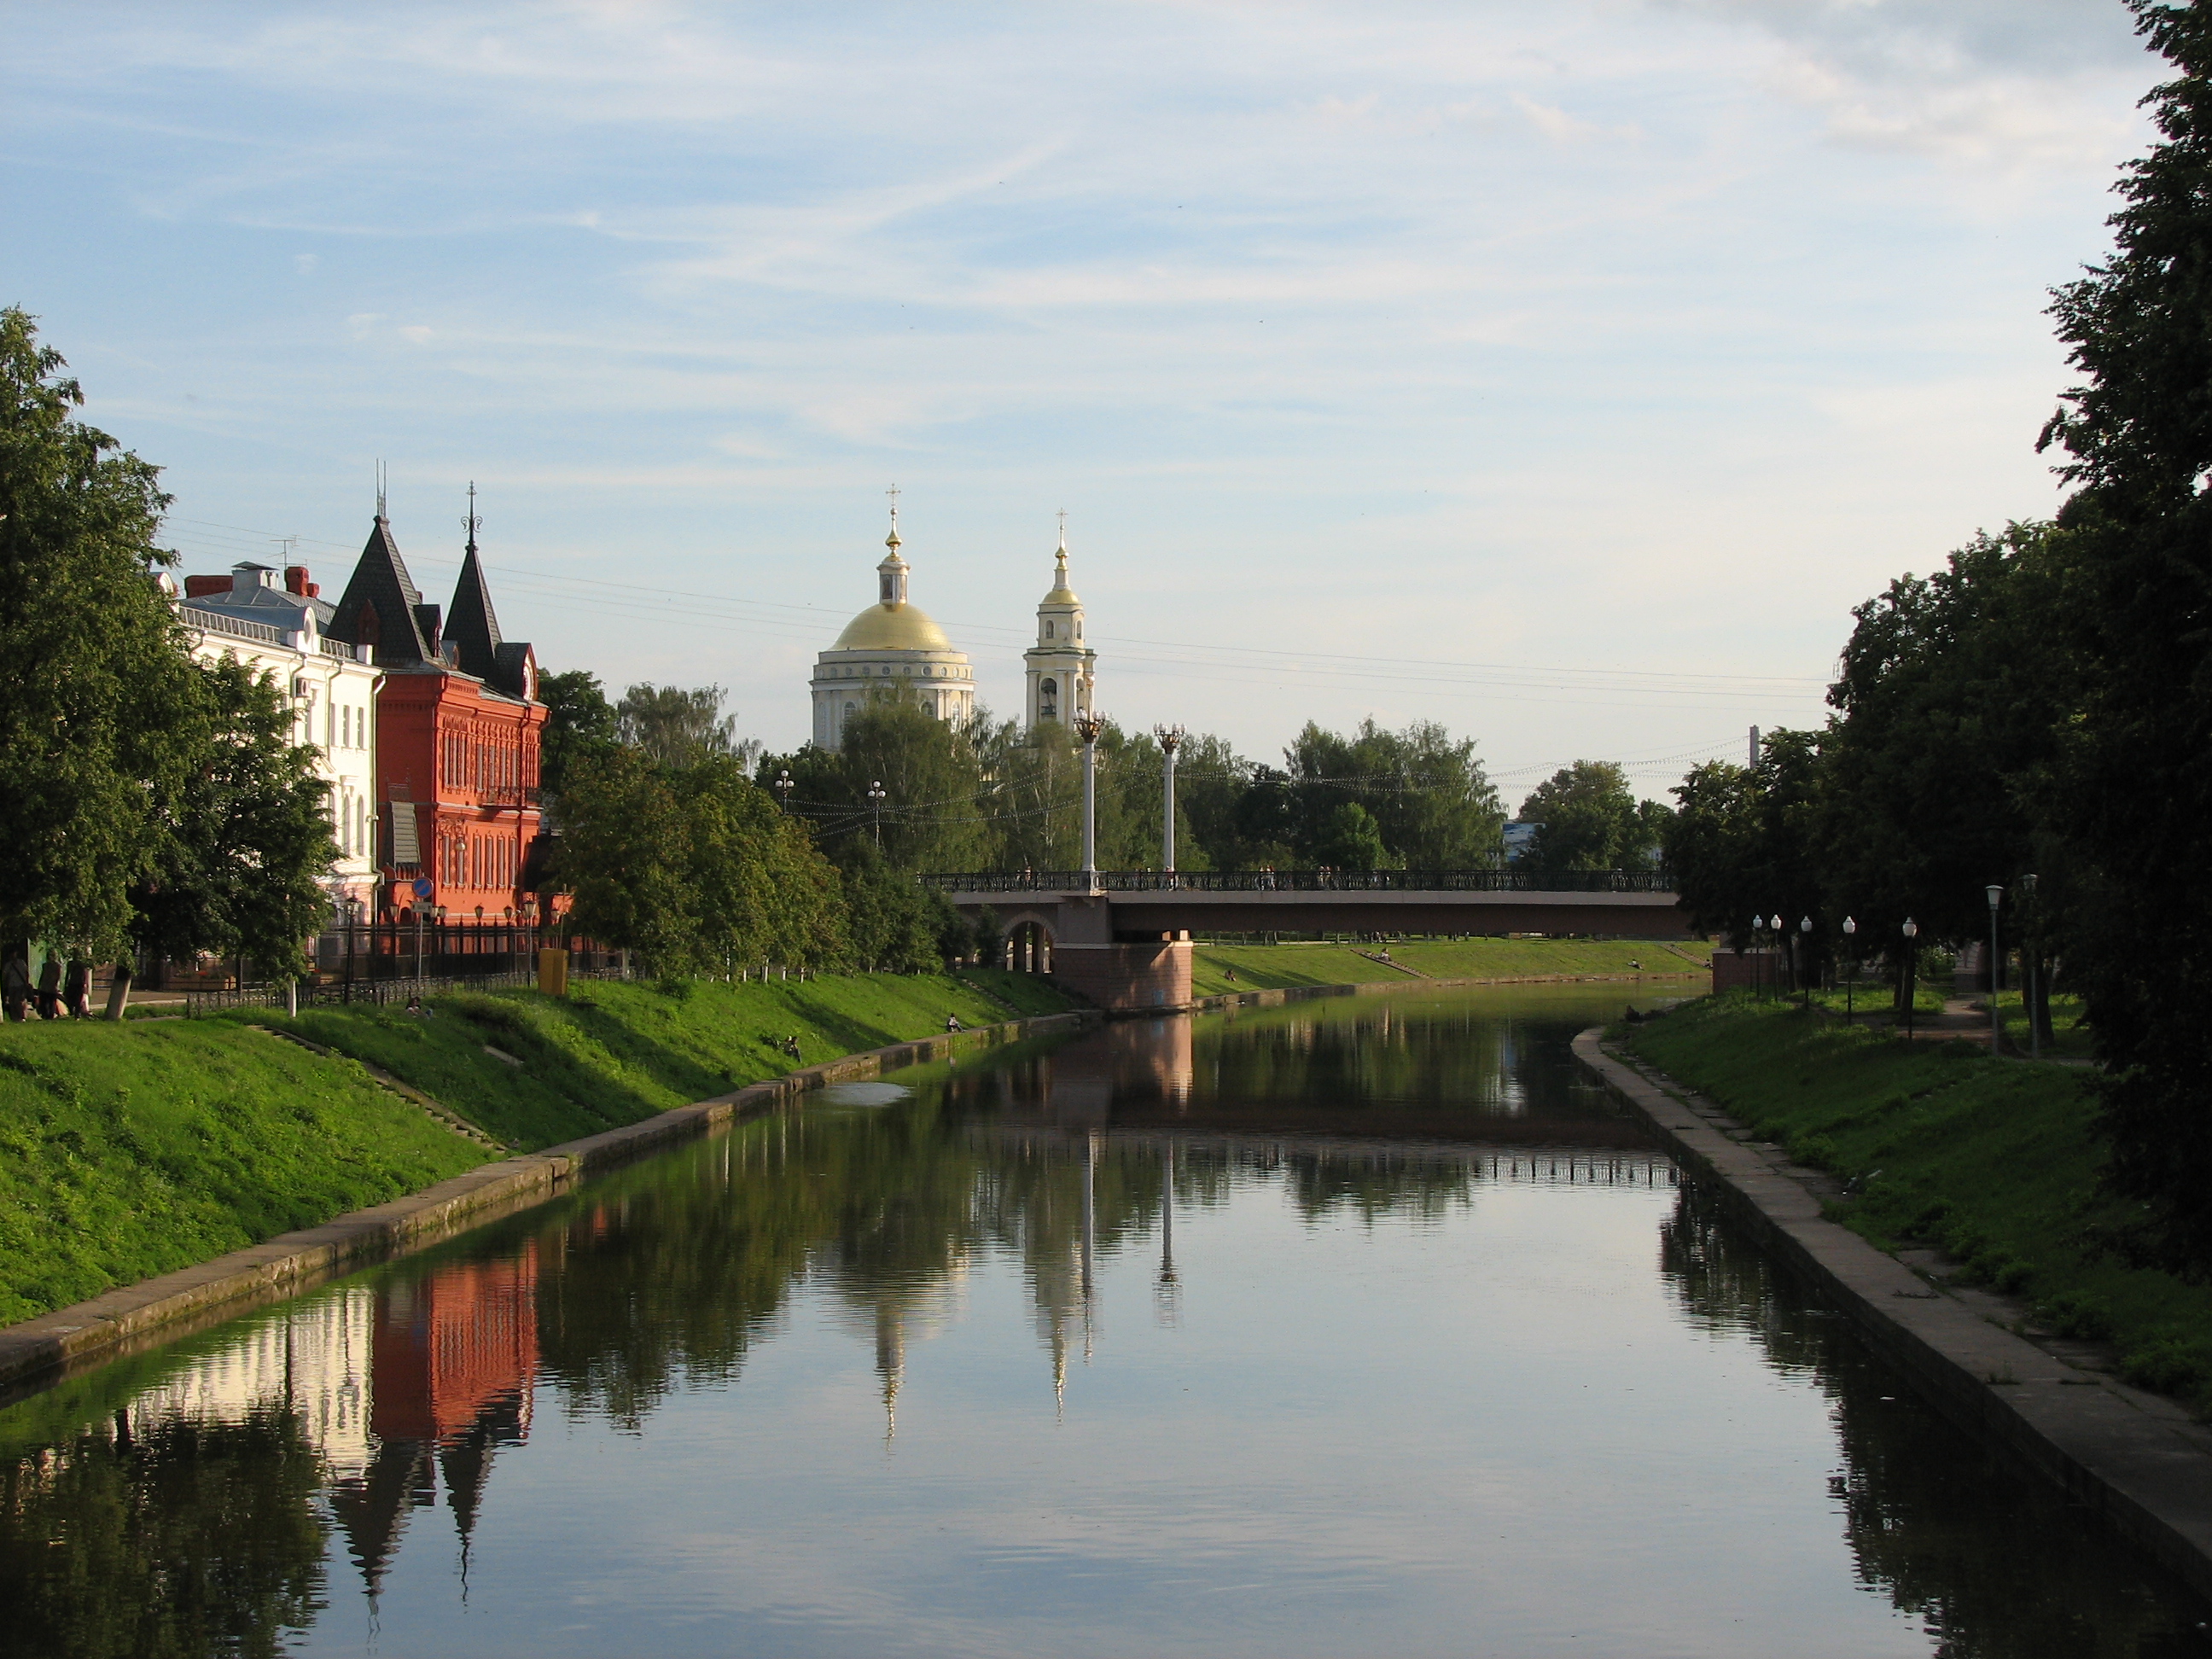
[1074,711,1107,892]
[1155,724,1185,881]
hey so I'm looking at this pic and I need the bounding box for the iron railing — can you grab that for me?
[184,961,633,1016]
[921,868,1675,895]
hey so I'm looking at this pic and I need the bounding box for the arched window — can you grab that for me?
[1039,677,1058,719]
[1045,620,1054,638]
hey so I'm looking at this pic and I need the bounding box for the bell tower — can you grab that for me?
[1024,514,1097,733]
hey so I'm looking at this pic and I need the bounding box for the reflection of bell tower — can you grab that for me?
[1155,1144,1181,1328]
[1024,516,1097,734]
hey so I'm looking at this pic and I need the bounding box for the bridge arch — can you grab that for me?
[994,905,1057,974]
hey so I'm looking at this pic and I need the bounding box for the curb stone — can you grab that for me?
[1574,1027,2212,1604]
[0,1006,1096,1402]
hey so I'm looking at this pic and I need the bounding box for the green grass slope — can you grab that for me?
[243,969,1071,1153]
[1190,936,1710,997]
[0,1021,486,1325]
[1626,994,2212,1413]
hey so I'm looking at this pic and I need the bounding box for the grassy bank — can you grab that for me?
[0,969,1070,1328]
[1189,936,1709,997]
[242,969,1068,1151]
[0,1021,487,1325]
[1624,995,2212,1413]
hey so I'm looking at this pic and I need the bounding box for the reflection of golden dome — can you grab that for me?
[834,602,952,651]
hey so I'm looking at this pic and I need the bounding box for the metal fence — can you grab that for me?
[183,960,634,1017]
[920,868,1675,895]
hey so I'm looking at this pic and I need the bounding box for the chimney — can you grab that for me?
[183,574,230,598]
[230,562,276,596]
[285,564,315,597]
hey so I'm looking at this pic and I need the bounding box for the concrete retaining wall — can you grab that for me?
[1574,1028,2212,1604]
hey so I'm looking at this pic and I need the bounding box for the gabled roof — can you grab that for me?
[326,517,432,665]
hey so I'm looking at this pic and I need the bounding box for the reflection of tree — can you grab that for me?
[0,1407,328,1658]
[1661,1185,2209,1656]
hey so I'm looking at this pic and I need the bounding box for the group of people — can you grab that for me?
[3,952,93,1022]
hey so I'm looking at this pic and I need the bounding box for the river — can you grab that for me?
[1,985,2206,1657]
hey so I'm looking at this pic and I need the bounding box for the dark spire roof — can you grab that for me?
[329,1437,434,1599]
[445,542,536,701]
[445,542,504,683]
[326,516,432,666]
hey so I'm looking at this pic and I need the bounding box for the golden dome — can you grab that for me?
[1041,546,1080,607]
[834,602,952,652]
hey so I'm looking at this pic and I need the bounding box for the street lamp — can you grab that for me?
[1074,711,1108,891]
[774,769,795,811]
[1799,916,1813,1012]
[1770,914,1784,1000]
[1154,724,1185,882]
[1985,884,2005,1055]
[1901,917,1918,1038]
[1842,916,1857,1022]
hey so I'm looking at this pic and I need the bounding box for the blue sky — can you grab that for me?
[0,1,2159,799]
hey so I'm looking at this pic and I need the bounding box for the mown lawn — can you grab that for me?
[243,969,1072,1152]
[1625,994,2212,1414]
[1190,936,1708,997]
[0,1020,486,1324]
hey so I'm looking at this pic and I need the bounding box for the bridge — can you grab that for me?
[924,870,1691,1013]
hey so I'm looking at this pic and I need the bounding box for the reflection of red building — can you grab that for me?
[325,510,547,920]
[335,1246,540,1598]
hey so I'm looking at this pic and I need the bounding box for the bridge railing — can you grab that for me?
[921,869,1675,895]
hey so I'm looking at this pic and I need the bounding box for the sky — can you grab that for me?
[0,0,2163,801]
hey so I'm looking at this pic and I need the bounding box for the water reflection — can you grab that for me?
[1,989,2207,1657]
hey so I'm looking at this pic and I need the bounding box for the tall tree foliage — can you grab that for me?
[0,309,335,986]
[1668,732,1825,960]
[558,748,844,977]
[0,308,196,958]
[538,668,618,801]
[1517,761,1662,880]
[1284,719,1504,869]
[2038,0,2212,1272]
[617,683,753,771]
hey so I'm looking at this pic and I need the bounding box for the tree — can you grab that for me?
[0,309,335,999]
[1517,760,1643,879]
[1285,719,1503,869]
[128,656,336,984]
[0,308,197,963]
[538,668,618,800]
[617,683,751,771]
[1667,731,1827,975]
[2035,0,2212,1272]
[765,699,988,873]
[1312,802,1386,870]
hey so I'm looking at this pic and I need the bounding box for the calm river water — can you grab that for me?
[3,985,2208,1658]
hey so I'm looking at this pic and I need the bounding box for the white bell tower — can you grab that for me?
[1024,514,1097,733]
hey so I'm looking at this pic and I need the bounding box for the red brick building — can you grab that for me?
[326,511,547,921]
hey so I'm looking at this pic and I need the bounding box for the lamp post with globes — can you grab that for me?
[1799,916,1813,1013]
[1985,884,2005,1055]
[1901,917,1919,1038]
[773,770,795,812]
[1842,916,1857,1022]
[866,780,887,851]
[1771,915,1784,1001]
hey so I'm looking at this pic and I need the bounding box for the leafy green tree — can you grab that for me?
[617,683,751,770]
[1517,760,1644,878]
[763,699,988,873]
[1285,719,1503,868]
[2035,0,2212,1271]
[128,656,336,984]
[555,746,702,970]
[0,309,337,999]
[1312,801,1386,870]
[537,668,618,800]
[1668,731,1828,978]
[0,308,198,966]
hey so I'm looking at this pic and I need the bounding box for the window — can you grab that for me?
[1045,621,1054,638]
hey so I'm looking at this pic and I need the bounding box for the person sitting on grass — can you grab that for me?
[946,1014,963,1034]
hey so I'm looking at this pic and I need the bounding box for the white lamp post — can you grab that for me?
[1074,712,1107,892]
[1901,917,1918,1038]
[1155,724,1185,882]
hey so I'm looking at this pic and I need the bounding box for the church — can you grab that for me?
[809,504,1097,751]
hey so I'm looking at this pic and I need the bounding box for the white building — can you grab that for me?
[178,561,382,917]
[1023,528,1097,732]
[809,512,977,752]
